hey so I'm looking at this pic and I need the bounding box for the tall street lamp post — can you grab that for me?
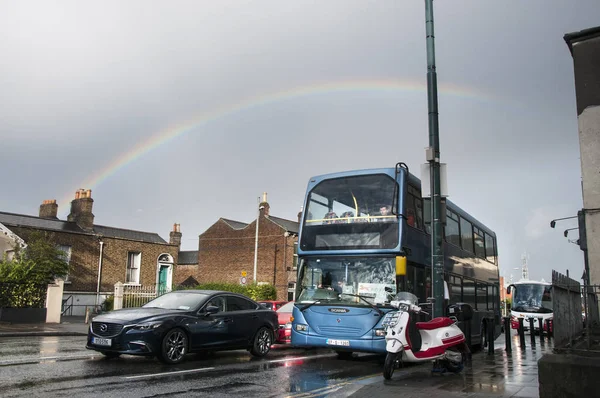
[253,197,264,283]
[424,0,444,317]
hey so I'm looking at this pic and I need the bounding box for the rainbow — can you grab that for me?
[58,78,493,214]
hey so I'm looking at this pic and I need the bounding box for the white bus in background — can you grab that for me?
[507,280,553,333]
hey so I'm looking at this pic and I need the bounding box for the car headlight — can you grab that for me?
[285,322,292,329]
[132,321,163,330]
[295,323,308,332]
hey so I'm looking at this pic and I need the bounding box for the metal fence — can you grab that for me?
[552,270,600,349]
[552,270,583,347]
[113,283,170,310]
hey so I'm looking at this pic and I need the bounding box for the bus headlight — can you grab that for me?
[375,328,386,337]
[295,323,308,332]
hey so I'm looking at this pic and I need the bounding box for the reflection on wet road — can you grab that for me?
[0,336,385,397]
[0,333,551,397]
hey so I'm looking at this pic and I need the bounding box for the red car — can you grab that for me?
[258,300,288,311]
[275,301,294,344]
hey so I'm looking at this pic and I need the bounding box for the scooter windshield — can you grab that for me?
[394,292,418,305]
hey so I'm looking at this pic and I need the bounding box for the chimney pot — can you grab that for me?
[169,223,182,246]
[39,199,59,219]
[68,188,94,230]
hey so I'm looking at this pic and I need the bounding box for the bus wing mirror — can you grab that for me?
[506,284,515,295]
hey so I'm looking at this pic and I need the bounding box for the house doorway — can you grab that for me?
[157,253,174,295]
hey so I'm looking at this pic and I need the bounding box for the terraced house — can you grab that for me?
[0,189,188,316]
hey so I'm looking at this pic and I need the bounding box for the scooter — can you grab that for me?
[382,291,470,380]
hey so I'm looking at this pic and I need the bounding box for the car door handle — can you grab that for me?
[223,317,233,323]
[252,315,259,319]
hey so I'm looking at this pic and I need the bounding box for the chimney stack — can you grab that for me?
[297,206,303,224]
[169,223,182,246]
[39,199,59,219]
[259,192,270,217]
[67,188,95,231]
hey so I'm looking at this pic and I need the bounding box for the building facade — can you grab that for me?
[0,190,183,315]
[198,194,299,301]
[564,27,600,286]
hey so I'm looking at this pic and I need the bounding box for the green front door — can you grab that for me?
[158,266,168,295]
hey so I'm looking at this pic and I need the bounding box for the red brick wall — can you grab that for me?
[8,227,179,293]
[198,217,297,300]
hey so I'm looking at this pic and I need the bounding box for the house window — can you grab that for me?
[288,282,296,301]
[56,245,72,282]
[126,252,141,284]
[292,242,298,270]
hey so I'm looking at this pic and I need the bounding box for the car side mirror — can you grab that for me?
[205,305,219,315]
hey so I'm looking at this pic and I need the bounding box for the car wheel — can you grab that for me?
[158,328,188,364]
[250,327,272,357]
[101,351,121,359]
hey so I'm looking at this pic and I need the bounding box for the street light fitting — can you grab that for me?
[563,227,578,237]
[550,215,578,228]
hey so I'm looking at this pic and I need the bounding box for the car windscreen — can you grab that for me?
[143,292,209,310]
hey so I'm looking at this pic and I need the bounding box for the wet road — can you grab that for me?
[0,335,386,397]
[0,333,550,397]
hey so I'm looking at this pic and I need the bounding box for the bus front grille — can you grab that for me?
[317,326,363,336]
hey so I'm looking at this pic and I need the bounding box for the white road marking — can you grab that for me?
[122,353,334,380]
[267,353,333,363]
[124,367,215,379]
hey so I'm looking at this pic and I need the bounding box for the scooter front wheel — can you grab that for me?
[383,352,398,380]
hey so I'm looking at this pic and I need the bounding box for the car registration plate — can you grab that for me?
[326,339,350,347]
[92,337,112,347]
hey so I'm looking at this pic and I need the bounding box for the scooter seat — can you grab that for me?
[415,317,454,330]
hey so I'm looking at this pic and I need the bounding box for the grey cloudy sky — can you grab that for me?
[1,0,598,284]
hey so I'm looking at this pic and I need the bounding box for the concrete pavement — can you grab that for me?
[0,316,89,337]
[345,335,551,398]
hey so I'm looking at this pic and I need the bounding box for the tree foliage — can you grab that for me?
[0,231,70,284]
[178,282,277,301]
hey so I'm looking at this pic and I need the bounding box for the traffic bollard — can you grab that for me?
[487,319,495,355]
[518,318,526,348]
[529,318,536,346]
[538,318,545,344]
[504,317,512,352]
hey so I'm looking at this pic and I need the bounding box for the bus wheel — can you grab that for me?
[336,351,353,360]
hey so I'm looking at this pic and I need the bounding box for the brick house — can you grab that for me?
[0,189,187,316]
[198,194,299,301]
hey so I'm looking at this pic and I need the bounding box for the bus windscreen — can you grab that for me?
[512,284,552,314]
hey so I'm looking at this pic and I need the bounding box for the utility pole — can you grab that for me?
[253,196,260,283]
[425,0,445,317]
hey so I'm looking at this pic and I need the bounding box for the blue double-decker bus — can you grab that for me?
[291,164,501,356]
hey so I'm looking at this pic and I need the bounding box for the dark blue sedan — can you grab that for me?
[86,290,278,364]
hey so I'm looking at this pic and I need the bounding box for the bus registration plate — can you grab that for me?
[92,337,112,346]
[326,339,350,347]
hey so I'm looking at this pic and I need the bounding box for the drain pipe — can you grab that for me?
[95,240,104,310]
